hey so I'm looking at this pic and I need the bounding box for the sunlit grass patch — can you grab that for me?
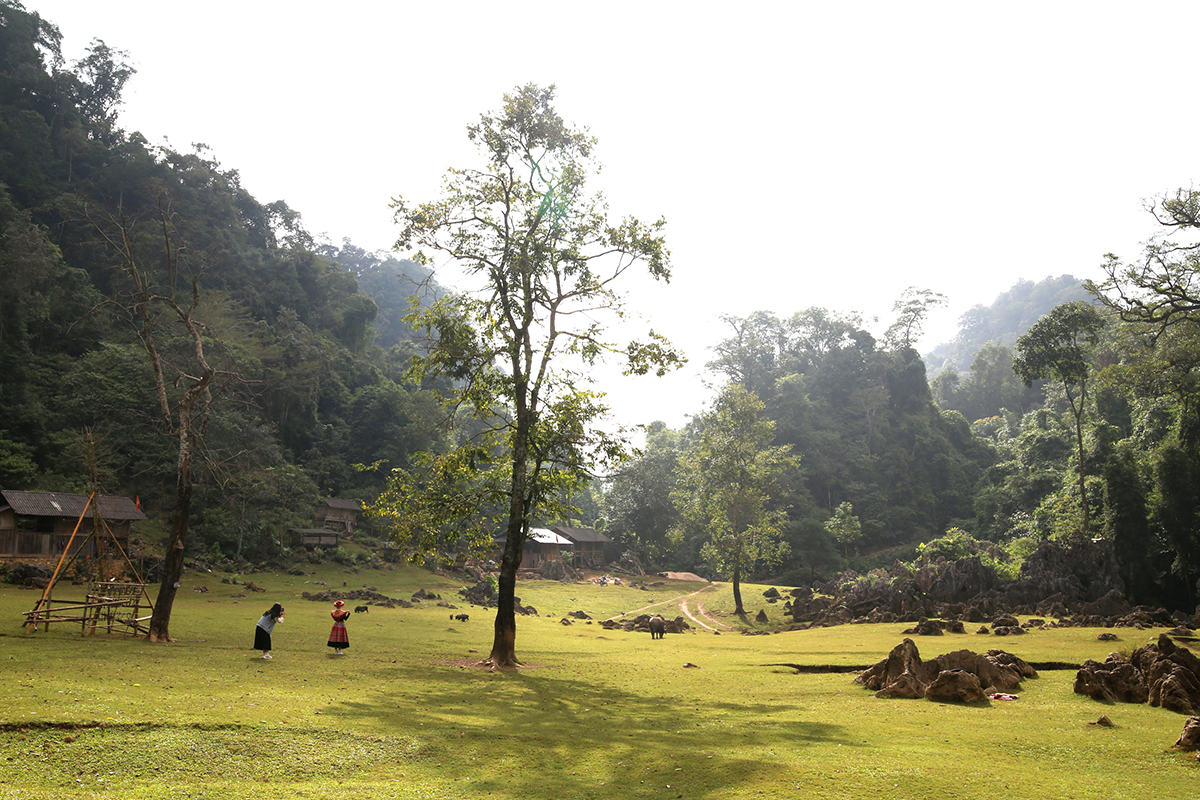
[0,567,1196,800]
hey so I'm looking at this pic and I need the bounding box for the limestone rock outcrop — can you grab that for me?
[856,638,1036,702]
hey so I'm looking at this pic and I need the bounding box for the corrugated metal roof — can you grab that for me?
[494,528,575,545]
[552,526,611,543]
[320,498,361,511]
[0,490,147,521]
[529,528,573,545]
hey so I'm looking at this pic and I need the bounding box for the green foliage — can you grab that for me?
[709,309,995,556]
[1013,301,1105,392]
[884,286,946,350]
[600,422,682,566]
[1013,301,1106,536]
[386,84,682,662]
[914,526,1023,581]
[671,385,797,610]
[0,3,454,545]
[368,443,506,564]
[925,275,1091,373]
[823,501,861,557]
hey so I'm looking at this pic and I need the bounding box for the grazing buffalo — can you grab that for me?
[452,613,469,622]
[354,605,369,614]
[649,615,666,639]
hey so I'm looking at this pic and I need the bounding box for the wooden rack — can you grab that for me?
[23,581,151,636]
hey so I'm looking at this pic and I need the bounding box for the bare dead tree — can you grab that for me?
[84,189,227,642]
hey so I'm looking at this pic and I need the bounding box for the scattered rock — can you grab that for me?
[302,589,413,608]
[992,626,1025,636]
[925,670,986,703]
[1175,717,1200,750]
[856,639,1035,702]
[1074,655,1149,704]
[1090,715,1115,727]
[902,618,945,636]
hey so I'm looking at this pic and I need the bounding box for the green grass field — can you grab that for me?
[0,564,1194,799]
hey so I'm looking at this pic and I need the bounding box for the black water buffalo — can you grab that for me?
[649,615,666,639]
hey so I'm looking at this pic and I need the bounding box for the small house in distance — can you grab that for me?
[552,526,611,568]
[493,527,573,568]
[316,498,361,533]
[0,490,146,561]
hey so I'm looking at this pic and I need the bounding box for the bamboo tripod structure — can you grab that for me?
[22,432,155,636]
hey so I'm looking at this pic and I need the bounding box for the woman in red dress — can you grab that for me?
[327,599,350,655]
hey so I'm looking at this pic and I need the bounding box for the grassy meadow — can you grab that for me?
[0,563,1194,799]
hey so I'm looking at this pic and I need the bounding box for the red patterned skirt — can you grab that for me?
[327,620,349,649]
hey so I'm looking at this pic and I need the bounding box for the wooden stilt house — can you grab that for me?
[0,490,145,562]
[552,526,611,568]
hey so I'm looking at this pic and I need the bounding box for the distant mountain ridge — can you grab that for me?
[923,275,1091,373]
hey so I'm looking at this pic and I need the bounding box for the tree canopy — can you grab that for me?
[377,84,682,668]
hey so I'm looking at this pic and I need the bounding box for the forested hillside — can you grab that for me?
[0,4,451,560]
[924,275,1091,373]
[4,3,1200,614]
[603,256,1200,611]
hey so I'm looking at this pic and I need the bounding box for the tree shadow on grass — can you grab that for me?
[319,663,857,798]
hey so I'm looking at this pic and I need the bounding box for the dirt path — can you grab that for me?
[685,598,734,632]
[608,584,732,632]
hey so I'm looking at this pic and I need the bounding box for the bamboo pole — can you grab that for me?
[25,492,95,633]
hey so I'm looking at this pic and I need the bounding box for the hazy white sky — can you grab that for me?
[25,1,1200,429]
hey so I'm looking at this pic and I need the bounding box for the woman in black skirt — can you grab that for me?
[254,603,284,659]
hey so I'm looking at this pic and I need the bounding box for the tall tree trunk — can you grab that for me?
[487,401,529,669]
[148,397,202,641]
[149,456,192,641]
[732,562,744,615]
[1069,390,1089,536]
[489,530,522,668]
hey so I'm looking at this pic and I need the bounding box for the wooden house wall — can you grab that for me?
[0,512,130,559]
[572,542,606,567]
[493,540,565,567]
[318,509,357,531]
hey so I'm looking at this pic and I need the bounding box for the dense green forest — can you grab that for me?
[3,3,1200,612]
[0,3,450,560]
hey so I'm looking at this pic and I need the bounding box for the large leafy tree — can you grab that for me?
[1013,301,1105,536]
[671,385,797,615]
[600,422,683,567]
[380,85,681,669]
[884,287,946,350]
[1092,189,1200,338]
